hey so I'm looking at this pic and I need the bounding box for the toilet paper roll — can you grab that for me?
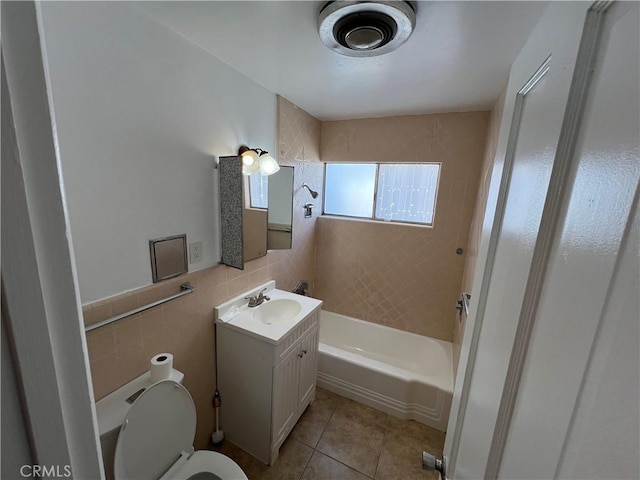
[150,353,173,384]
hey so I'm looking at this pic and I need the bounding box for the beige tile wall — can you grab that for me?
[316,112,490,342]
[275,96,324,292]
[452,89,507,373]
[83,95,321,450]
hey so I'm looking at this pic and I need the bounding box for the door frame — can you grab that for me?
[2,2,104,478]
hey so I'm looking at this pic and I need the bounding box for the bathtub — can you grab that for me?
[317,311,453,432]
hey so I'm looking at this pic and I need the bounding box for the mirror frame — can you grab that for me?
[219,158,295,270]
[219,155,244,269]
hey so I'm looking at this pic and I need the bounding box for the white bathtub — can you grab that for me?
[317,310,453,431]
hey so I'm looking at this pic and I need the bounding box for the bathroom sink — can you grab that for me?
[253,299,302,325]
[216,280,323,343]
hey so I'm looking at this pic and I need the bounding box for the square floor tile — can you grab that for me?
[332,396,389,427]
[257,438,313,480]
[213,437,312,480]
[290,388,340,448]
[301,451,371,480]
[385,416,445,453]
[375,429,440,480]
[316,405,386,477]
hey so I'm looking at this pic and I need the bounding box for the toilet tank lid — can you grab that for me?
[96,368,184,437]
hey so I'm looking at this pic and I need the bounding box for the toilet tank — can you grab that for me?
[96,369,184,480]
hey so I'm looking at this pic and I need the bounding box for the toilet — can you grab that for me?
[96,370,247,480]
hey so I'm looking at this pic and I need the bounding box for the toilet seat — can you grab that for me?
[114,380,247,480]
[159,451,248,480]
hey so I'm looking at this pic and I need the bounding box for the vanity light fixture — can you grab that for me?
[238,146,280,176]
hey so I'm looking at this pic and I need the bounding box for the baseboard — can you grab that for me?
[317,371,448,432]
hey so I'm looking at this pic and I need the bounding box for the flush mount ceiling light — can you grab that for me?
[239,146,280,176]
[318,1,416,57]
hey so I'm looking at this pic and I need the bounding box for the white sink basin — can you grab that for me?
[253,299,302,325]
[215,281,323,343]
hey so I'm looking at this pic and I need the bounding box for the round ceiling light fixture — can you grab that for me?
[318,1,416,57]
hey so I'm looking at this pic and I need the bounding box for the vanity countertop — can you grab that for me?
[214,281,322,344]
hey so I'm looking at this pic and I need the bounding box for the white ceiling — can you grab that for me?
[133,1,548,121]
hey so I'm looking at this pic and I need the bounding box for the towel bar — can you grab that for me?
[84,282,195,332]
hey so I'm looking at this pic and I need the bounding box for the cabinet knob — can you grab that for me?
[297,353,304,358]
[302,349,307,355]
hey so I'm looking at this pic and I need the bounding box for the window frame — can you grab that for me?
[322,162,441,227]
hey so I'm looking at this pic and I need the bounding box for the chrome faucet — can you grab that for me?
[245,288,270,307]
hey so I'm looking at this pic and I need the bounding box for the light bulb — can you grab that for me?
[259,152,280,176]
[241,150,258,164]
[241,149,260,175]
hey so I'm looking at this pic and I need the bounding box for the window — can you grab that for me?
[324,163,377,217]
[248,173,268,209]
[323,163,440,225]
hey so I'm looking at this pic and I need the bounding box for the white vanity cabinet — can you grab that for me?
[216,295,321,465]
[272,324,319,449]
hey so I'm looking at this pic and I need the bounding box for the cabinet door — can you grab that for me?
[298,325,319,411]
[272,347,299,447]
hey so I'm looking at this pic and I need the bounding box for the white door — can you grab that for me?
[444,2,639,479]
[498,2,639,477]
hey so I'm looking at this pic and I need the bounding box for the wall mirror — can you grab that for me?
[266,167,294,250]
[219,156,294,269]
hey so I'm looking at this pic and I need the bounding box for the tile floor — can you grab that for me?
[212,388,445,480]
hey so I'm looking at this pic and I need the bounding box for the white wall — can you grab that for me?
[39,2,277,304]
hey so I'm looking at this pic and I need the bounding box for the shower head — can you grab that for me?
[302,183,319,199]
